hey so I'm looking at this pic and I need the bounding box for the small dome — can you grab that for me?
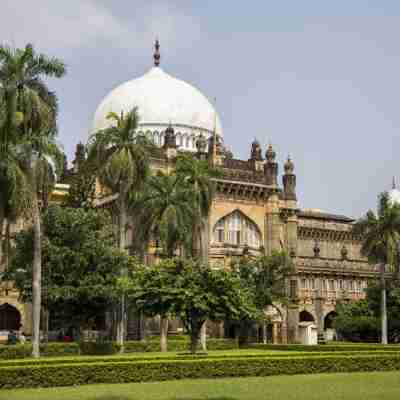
[388,177,400,205]
[91,66,222,151]
[389,188,400,205]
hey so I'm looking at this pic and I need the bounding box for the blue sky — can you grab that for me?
[1,1,400,217]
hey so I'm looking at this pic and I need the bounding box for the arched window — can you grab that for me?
[0,304,21,331]
[213,211,261,247]
[185,136,190,149]
[154,131,159,146]
[176,133,182,147]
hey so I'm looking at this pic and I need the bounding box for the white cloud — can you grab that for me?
[0,0,199,51]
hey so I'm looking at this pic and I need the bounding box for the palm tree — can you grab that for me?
[0,44,65,358]
[174,154,221,350]
[130,171,194,351]
[175,154,221,262]
[353,192,400,344]
[87,109,152,351]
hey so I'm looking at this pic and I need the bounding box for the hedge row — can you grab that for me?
[3,350,400,369]
[248,343,400,352]
[1,353,400,389]
[123,338,238,353]
[0,343,80,360]
[0,338,238,359]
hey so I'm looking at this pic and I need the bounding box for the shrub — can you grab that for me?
[246,343,400,352]
[1,353,400,389]
[80,341,120,355]
[0,343,79,360]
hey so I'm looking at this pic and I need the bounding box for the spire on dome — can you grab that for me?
[393,176,396,190]
[154,38,160,67]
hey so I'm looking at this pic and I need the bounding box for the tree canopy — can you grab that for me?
[125,258,257,353]
[7,205,136,332]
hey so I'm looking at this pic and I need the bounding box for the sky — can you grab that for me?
[1,0,400,218]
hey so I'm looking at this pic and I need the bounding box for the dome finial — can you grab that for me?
[154,38,160,67]
[393,176,396,190]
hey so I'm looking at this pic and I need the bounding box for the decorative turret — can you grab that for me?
[153,38,160,67]
[264,143,278,186]
[283,156,297,201]
[250,139,263,161]
[208,133,224,166]
[249,139,264,171]
[195,133,208,160]
[163,123,177,159]
[73,142,86,173]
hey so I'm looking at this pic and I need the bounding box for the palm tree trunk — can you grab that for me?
[200,217,209,263]
[200,321,207,351]
[117,196,127,352]
[160,315,168,352]
[380,263,388,344]
[31,173,42,358]
[0,204,5,268]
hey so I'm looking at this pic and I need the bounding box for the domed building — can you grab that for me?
[389,177,400,205]
[0,41,381,346]
[91,39,222,151]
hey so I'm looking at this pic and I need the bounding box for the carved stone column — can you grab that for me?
[265,193,281,255]
[287,304,299,343]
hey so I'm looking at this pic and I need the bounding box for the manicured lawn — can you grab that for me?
[0,371,399,400]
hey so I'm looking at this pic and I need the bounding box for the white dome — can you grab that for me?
[91,67,222,151]
[389,188,400,205]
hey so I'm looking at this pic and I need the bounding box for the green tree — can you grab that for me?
[7,205,136,336]
[130,171,194,258]
[353,192,400,344]
[364,282,400,342]
[125,259,178,352]
[0,43,66,357]
[126,258,256,353]
[175,154,221,261]
[129,171,195,351]
[334,300,379,342]
[230,251,294,344]
[87,109,152,350]
[64,144,96,209]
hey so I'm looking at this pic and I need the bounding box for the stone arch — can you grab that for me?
[176,132,182,147]
[189,134,196,150]
[299,310,315,322]
[153,131,159,146]
[159,132,165,147]
[264,304,283,323]
[213,209,262,248]
[185,135,190,149]
[324,311,337,330]
[0,303,21,331]
[145,130,152,141]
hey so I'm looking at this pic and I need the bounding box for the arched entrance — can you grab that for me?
[324,311,337,341]
[0,303,21,331]
[261,305,283,344]
[299,310,314,322]
[299,310,317,345]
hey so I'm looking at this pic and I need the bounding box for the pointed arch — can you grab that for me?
[0,303,21,331]
[213,209,262,248]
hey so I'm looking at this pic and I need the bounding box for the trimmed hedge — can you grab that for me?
[0,338,238,360]
[0,343,79,360]
[3,350,400,369]
[1,353,400,389]
[247,343,400,352]
[124,338,238,353]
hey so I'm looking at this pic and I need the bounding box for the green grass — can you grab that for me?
[0,371,399,400]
